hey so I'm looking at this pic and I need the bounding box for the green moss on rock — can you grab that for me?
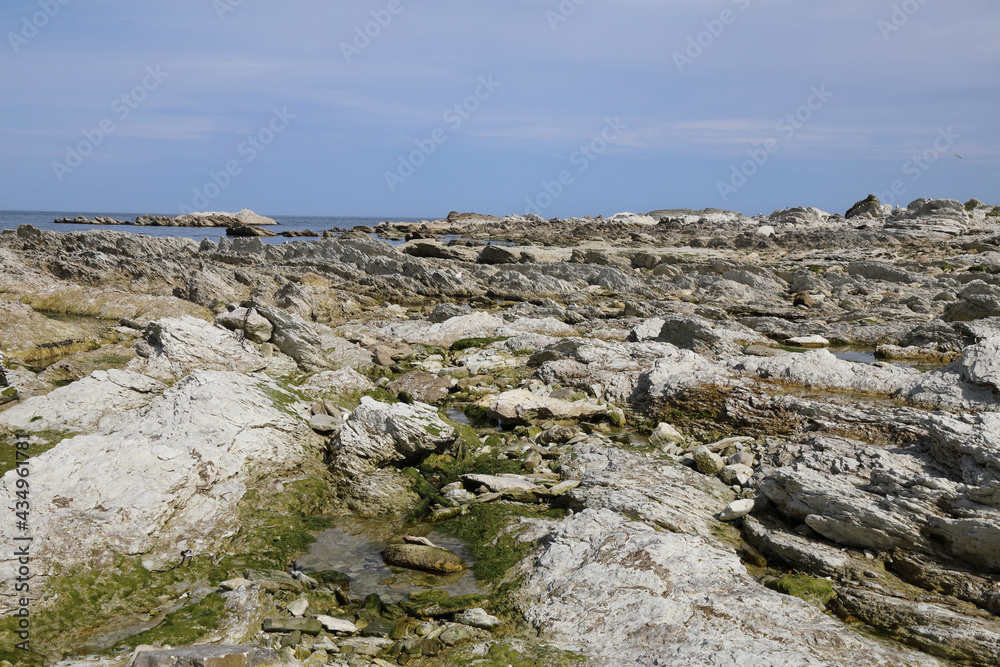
[764,573,836,607]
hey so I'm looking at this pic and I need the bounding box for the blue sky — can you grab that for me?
[1,0,998,218]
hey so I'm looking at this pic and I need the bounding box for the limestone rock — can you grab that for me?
[215,307,273,343]
[0,369,164,435]
[517,508,938,666]
[316,614,358,634]
[719,498,755,521]
[301,367,374,399]
[328,397,456,478]
[648,422,684,449]
[126,317,266,382]
[388,370,452,403]
[381,543,467,573]
[0,371,324,587]
[256,306,332,372]
[455,608,500,630]
[958,337,1000,392]
[846,194,886,219]
[477,245,520,264]
[485,389,607,425]
[693,446,726,475]
[786,335,829,347]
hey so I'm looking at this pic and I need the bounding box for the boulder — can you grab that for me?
[300,367,374,399]
[517,508,938,666]
[477,245,520,264]
[0,369,164,435]
[648,422,685,449]
[215,307,273,343]
[381,543,467,573]
[256,306,332,372]
[387,370,452,404]
[328,397,456,478]
[485,389,607,425]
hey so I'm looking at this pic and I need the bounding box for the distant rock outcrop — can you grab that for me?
[54,208,276,227]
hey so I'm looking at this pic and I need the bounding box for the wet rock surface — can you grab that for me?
[4,198,1000,665]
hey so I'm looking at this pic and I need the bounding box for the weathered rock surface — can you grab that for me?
[485,388,607,425]
[126,316,267,382]
[517,508,938,666]
[328,397,456,478]
[0,370,324,584]
[0,369,164,435]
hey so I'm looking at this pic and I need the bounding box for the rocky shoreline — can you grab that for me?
[3,195,1000,666]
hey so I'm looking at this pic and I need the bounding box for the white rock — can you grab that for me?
[786,335,830,347]
[0,369,164,435]
[308,413,341,433]
[648,422,685,449]
[287,597,310,617]
[485,388,607,425]
[719,498,755,521]
[301,368,374,399]
[517,508,939,666]
[219,578,253,591]
[444,488,477,504]
[126,316,266,382]
[0,370,324,583]
[455,608,501,630]
[329,397,455,478]
[316,615,358,634]
[215,307,273,343]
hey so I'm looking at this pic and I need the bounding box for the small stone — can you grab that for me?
[308,413,341,433]
[441,481,463,493]
[719,498,756,521]
[649,422,685,449]
[444,488,477,505]
[720,463,755,487]
[693,446,725,475]
[727,451,754,467]
[548,479,581,495]
[316,614,358,634]
[219,577,252,591]
[286,596,309,617]
[786,335,830,347]
[455,608,501,630]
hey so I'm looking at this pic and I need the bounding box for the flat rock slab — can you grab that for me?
[387,370,452,403]
[131,645,280,667]
[381,543,467,573]
[316,614,358,634]
[486,388,607,425]
[262,617,323,634]
[461,473,545,493]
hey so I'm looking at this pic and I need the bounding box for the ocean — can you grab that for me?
[0,210,431,245]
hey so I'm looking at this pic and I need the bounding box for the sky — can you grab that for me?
[1,0,998,219]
